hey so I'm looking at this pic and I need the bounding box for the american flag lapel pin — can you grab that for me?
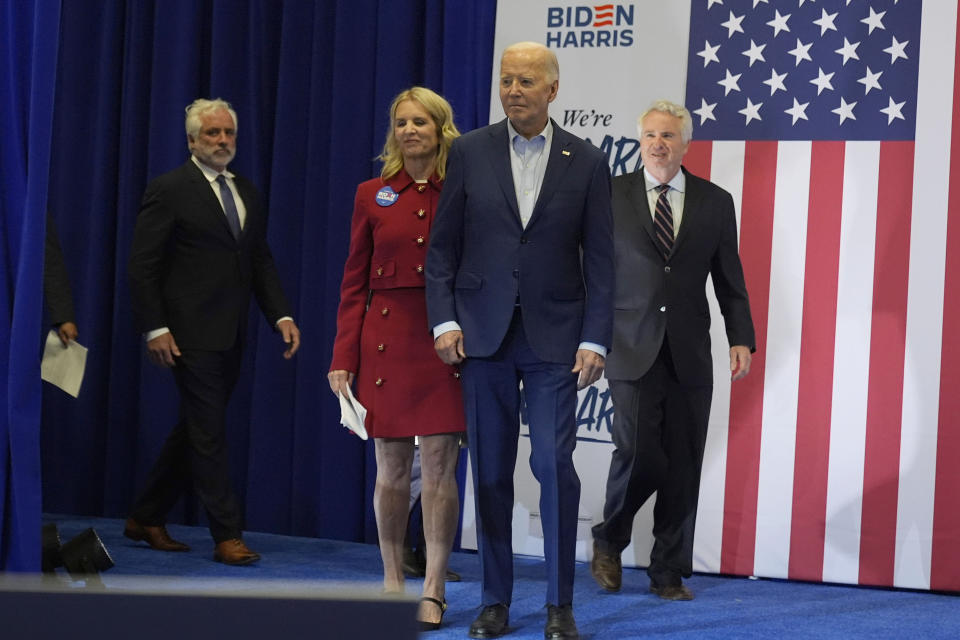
[561,149,571,156]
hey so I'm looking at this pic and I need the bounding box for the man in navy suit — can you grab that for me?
[127,99,300,565]
[426,42,613,640]
[590,100,755,601]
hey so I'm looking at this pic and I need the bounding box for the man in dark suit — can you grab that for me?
[426,42,613,640]
[590,100,755,600]
[127,98,300,565]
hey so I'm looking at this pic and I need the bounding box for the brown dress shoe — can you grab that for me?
[214,538,260,565]
[590,541,622,592]
[123,518,190,552]
[650,583,694,601]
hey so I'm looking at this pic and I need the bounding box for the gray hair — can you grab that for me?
[185,98,238,139]
[637,100,693,144]
[502,41,559,83]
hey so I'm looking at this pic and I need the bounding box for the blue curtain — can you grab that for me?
[1,0,63,571]
[2,0,495,569]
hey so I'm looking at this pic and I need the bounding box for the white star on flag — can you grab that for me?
[718,68,743,95]
[693,98,718,124]
[721,11,745,38]
[784,98,809,125]
[752,0,768,8]
[763,68,788,95]
[832,96,857,124]
[707,0,724,8]
[698,40,721,67]
[787,38,813,66]
[835,38,861,66]
[880,96,906,124]
[739,98,763,124]
[861,7,886,34]
[813,9,838,36]
[884,36,909,64]
[857,67,883,95]
[809,67,834,94]
[742,39,766,67]
[766,10,791,37]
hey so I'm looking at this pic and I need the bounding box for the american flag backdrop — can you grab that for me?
[683,0,960,591]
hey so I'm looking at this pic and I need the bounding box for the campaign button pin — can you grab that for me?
[376,186,399,206]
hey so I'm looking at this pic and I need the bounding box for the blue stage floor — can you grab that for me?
[37,515,960,639]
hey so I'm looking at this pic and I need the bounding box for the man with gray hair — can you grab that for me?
[589,99,755,600]
[127,98,300,565]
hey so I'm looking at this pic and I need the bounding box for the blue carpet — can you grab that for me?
[42,515,960,639]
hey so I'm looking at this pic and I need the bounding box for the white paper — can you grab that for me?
[338,383,369,440]
[40,330,87,398]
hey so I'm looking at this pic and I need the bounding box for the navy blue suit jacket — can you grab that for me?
[426,118,614,364]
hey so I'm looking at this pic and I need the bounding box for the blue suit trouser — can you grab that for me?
[461,309,580,606]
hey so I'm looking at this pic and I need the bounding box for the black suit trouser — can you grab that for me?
[592,340,712,586]
[130,342,244,543]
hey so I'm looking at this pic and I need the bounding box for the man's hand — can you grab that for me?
[435,330,465,365]
[147,332,181,367]
[572,349,605,390]
[327,370,355,396]
[278,319,301,359]
[56,322,78,346]
[730,345,752,381]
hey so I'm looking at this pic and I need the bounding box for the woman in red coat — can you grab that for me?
[328,87,463,631]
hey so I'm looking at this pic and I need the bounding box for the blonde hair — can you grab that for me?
[637,99,693,144]
[379,87,460,181]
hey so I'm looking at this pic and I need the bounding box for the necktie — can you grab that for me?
[216,175,242,240]
[654,184,674,259]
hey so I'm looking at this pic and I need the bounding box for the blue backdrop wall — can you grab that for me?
[1,0,496,570]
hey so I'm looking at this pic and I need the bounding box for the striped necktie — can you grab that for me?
[654,184,674,259]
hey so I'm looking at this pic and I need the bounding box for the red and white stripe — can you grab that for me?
[691,1,960,591]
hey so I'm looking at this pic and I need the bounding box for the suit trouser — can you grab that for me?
[591,341,712,586]
[130,342,244,543]
[461,310,580,606]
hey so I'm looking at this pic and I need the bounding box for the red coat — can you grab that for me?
[330,170,464,438]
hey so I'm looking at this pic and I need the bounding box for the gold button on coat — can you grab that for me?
[375,378,384,386]
[381,308,389,316]
[416,209,426,218]
[377,344,385,352]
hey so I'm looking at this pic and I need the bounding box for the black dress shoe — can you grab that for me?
[469,603,509,638]
[544,604,579,639]
[590,540,622,592]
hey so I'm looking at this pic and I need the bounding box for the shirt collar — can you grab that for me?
[192,155,235,182]
[507,118,552,153]
[643,166,685,194]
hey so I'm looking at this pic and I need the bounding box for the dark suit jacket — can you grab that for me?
[426,118,614,364]
[605,167,754,386]
[128,159,291,351]
[44,212,76,326]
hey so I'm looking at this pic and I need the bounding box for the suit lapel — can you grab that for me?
[527,120,574,229]
[672,166,700,256]
[185,160,241,244]
[486,121,521,223]
[628,169,661,256]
